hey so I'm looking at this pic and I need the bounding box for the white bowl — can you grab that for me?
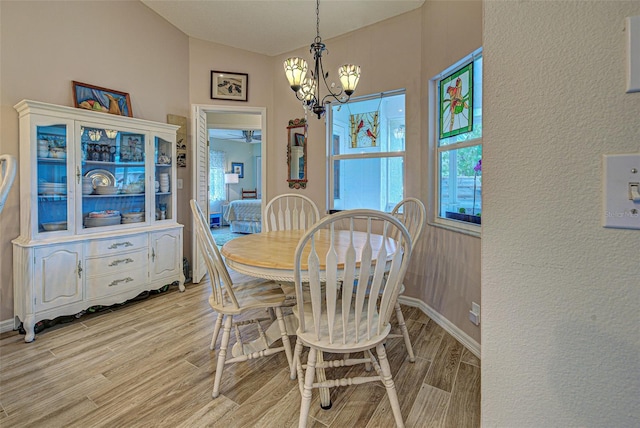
[94,185,119,195]
[42,221,67,231]
[84,215,121,228]
[88,210,120,218]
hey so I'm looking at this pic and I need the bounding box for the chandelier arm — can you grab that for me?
[315,51,344,107]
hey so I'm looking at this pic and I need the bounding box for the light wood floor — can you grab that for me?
[0,272,480,427]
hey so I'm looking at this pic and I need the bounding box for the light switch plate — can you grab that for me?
[626,16,640,93]
[602,153,640,229]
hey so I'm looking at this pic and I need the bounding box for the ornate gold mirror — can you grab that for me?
[287,118,307,189]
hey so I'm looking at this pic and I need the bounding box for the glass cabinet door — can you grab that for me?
[79,125,147,230]
[36,124,71,234]
[154,136,173,221]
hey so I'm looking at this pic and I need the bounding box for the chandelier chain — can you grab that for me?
[316,0,320,41]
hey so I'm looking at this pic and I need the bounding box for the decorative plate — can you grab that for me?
[84,169,116,189]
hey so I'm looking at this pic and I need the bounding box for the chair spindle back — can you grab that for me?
[190,200,239,310]
[264,194,320,232]
[391,197,426,245]
[294,209,412,346]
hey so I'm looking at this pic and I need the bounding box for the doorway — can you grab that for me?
[191,104,266,284]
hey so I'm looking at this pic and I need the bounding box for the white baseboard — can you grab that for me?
[0,318,16,334]
[398,295,481,359]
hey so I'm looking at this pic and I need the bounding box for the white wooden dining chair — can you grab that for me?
[0,154,17,215]
[293,209,413,428]
[190,200,294,398]
[388,197,426,362]
[263,193,320,232]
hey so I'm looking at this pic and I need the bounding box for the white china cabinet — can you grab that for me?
[12,100,185,342]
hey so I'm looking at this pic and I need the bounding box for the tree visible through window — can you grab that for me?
[327,91,405,212]
[435,50,482,228]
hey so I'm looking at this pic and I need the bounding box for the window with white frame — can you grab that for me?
[327,90,406,212]
[209,149,225,202]
[434,49,482,230]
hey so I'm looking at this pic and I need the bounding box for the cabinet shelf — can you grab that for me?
[37,195,67,200]
[38,157,66,162]
[83,160,146,167]
[83,193,145,198]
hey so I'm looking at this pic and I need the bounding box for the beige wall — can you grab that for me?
[418,0,483,343]
[0,1,189,321]
[185,38,273,263]
[483,1,640,425]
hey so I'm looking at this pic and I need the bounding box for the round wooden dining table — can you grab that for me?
[220,228,397,282]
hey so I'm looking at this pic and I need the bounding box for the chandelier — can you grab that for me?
[283,0,361,119]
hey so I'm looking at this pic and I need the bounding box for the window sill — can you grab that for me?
[430,217,481,238]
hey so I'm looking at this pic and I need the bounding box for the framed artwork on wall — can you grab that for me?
[349,111,379,148]
[231,162,244,178]
[72,81,132,117]
[210,70,248,101]
[439,61,473,139]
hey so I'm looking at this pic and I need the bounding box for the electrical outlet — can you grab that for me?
[469,302,480,326]
[177,178,183,189]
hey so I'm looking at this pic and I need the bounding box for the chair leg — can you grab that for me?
[298,347,317,428]
[210,312,224,351]
[294,340,304,389]
[212,315,233,398]
[376,342,404,428]
[394,301,415,362]
[274,307,294,379]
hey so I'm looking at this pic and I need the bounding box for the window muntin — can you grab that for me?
[435,51,483,229]
[327,91,406,212]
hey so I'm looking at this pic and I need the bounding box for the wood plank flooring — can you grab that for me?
[0,272,480,427]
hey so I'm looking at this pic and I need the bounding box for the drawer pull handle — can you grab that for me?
[108,241,133,249]
[108,277,134,287]
[108,258,134,267]
[77,261,83,279]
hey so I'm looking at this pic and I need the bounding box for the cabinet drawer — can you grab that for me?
[86,267,148,300]
[86,234,148,257]
[85,248,148,278]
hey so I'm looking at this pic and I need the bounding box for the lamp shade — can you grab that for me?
[284,57,308,92]
[224,173,239,184]
[338,64,361,96]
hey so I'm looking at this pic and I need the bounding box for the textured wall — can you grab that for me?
[483,1,640,426]
[0,1,189,322]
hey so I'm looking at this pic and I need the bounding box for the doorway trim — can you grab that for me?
[191,104,267,284]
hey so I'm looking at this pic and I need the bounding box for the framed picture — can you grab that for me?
[211,70,248,101]
[168,114,187,167]
[439,61,473,139]
[349,111,379,148]
[231,162,244,178]
[295,133,305,146]
[72,81,132,117]
[120,133,145,162]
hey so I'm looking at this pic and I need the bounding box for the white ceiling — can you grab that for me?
[210,129,262,143]
[141,0,425,56]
